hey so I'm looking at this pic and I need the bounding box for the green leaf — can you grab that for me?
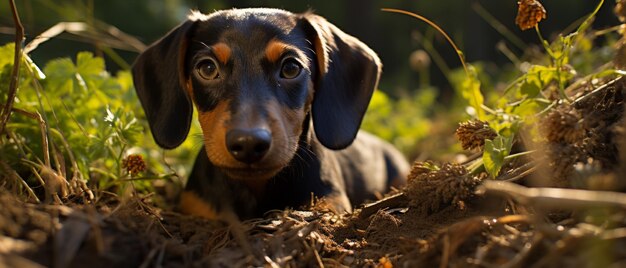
[0,43,15,69]
[44,58,75,79]
[460,66,485,120]
[520,74,542,97]
[0,64,12,97]
[76,52,105,79]
[513,99,544,118]
[43,57,76,95]
[116,71,134,92]
[483,135,514,178]
[0,44,43,98]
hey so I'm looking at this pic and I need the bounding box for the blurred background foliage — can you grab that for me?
[0,0,617,92]
[0,0,621,198]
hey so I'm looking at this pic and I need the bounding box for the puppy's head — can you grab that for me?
[132,8,381,180]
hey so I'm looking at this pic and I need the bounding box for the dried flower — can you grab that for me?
[405,161,486,215]
[409,49,431,72]
[122,154,147,176]
[542,106,585,144]
[455,120,497,150]
[515,0,547,31]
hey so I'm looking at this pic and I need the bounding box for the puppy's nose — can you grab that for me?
[226,129,272,164]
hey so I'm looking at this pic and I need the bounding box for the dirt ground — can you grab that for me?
[3,1,626,267]
[0,77,625,267]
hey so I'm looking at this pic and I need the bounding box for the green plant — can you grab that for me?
[385,0,622,178]
[0,43,200,201]
[361,88,437,155]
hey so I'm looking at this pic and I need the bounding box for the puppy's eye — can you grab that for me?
[280,59,302,79]
[196,59,220,80]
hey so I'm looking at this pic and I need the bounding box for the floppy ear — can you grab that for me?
[132,20,196,149]
[301,14,382,150]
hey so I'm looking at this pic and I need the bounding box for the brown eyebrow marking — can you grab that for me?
[212,43,231,64]
[265,39,295,63]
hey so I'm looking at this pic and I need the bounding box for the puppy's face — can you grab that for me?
[133,8,381,184]
[184,10,315,180]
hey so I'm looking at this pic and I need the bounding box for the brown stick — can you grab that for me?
[1,104,50,168]
[478,180,626,210]
[0,0,25,135]
[358,192,408,219]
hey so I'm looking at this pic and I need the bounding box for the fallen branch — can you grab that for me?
[572,76,622,107]
[359,192,408,219]
[0,0,25,135]
[24,22,146,54]
[477,180,626,210]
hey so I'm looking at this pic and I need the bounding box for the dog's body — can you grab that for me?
[185,131,408,218]
[132,8,409,219]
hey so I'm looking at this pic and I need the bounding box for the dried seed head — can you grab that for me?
[407,161,440,180]
[405,162,486,215]
[409,49,431,72]
[122,154,147,176]
[455,120,497,150]
[515,0,547,31]
[545,144,578,187]
[542,106,585,144]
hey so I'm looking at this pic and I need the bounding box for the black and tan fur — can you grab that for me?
[132,8,409,219]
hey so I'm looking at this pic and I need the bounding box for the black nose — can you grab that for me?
[226,128,272,164]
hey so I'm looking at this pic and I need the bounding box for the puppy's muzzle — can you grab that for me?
[226,128,272,164]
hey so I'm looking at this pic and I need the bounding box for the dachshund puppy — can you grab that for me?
[132,8,409,219]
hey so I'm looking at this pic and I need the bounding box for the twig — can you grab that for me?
[137,198,174,239]
[503,165,538,182]
[312,246,324,268]
[381,8,468,76]
[23,55,94,201]
[600,227,626,240]
[359,193,408,219]
[53,132,94,201]
[0,160,39,202]
[0,104,50,167]
[7,130,46,189]
[301,238,324,268]
[496,160,538,182]
[572,77,622,107]
[222,210,257,259]
[531,232,578,267]
[501,232,543,268]
[496,214,532,225]
[4,104,73,203]
[24,22,146,54]
[478,181,626,210]
[0,0,25,135]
